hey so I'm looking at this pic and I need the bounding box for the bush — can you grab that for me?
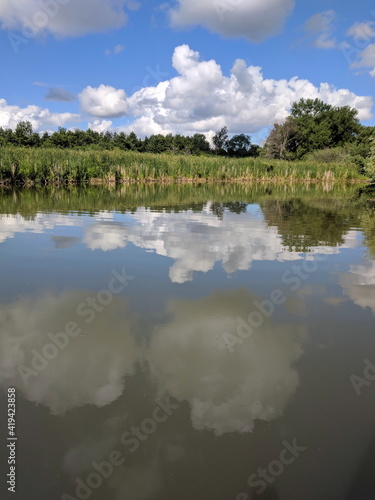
[304,146,367,174]
[365,137,375,180]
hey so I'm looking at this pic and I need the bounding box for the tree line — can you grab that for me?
[0,98,374,165]
[0,121,259,158]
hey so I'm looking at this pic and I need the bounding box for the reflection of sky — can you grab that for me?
[0,207,362,283]
[0,287,303,435]
[148,290,305,435]
[0,204,371,427]
[340,259,375,314]
[1,204,374,500]
[0,291,137,415]
[0,213,80,243]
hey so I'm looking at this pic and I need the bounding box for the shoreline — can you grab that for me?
[0,178,372,187]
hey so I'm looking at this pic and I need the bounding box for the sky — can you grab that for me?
[0,0,374,144]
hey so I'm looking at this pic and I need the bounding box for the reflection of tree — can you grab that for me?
[211,202,248,219]
[361,206,375,258]
[0,183,362,218]
[2,183,375,256]
[261,199,357,252]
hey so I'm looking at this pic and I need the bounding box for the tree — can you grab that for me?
[172,134,188,154]
[290,98,332,118]
[365,136,375,180]
[263,118,298,159]
[48,127,71,148]
[213,126,228,155]
[191,134,211,155]
[227,134,252,157]
[146,134,169,153]
[289,98,360,158]
[15,121,33,146]
[127,131,141,151]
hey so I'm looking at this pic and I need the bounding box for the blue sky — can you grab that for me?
[0,0,374,143]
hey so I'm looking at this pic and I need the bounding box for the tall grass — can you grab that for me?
[0,147,368,185]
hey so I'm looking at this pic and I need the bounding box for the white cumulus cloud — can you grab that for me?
[88,119,113,133]
[169,0,295,42]
[120,44,373,136]
[79,84,129,118]
[2,44,374,136]
[0,98,80,131]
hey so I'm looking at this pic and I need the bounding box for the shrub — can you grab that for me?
[365,137,375,180]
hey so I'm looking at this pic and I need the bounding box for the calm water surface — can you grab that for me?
[0,183,375,500]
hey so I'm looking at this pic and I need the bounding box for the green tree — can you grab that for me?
[289,98,360,158]
[48,127,72,148]
[191,134,211,155]
[15,121,34,146]
[290,98,332,118]
[127,131,141,151]
[227,134,252,157]
[365,136,375,180]
[146,134,169,153]
[213,126,228,155]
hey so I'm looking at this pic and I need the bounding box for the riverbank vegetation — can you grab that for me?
[0,98,374,184]
[0,147,368,184]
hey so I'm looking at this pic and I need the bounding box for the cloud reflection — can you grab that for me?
[0,287,306,436]
[0,291,137,415]
[148,290,305,435]
[83,221,129,251]
[0,209,359,283]
[340,259,375,314]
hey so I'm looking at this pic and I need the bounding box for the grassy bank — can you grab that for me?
[0,147,369,184]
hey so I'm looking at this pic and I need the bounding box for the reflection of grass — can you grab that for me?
[0,182,368,217]
[1,183,374,256]
[361,207,375,259]
[0,147,369,184]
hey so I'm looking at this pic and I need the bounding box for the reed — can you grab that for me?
[0,147,368,185]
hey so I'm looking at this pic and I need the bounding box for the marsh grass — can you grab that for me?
[0,147,368,185]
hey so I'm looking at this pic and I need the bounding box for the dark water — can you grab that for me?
[0,183,375,500]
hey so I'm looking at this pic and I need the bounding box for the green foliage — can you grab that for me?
[364,136,375,180]
[291,98,360,158]
[191,134,211,154]
[0,113,372,181]
[0,122,216,157]
[227,134,251,157]
[303,144,368,173]
[266,98,363,160]
[212,126,229,154]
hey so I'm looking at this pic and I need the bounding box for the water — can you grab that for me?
[0,183,375,500]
